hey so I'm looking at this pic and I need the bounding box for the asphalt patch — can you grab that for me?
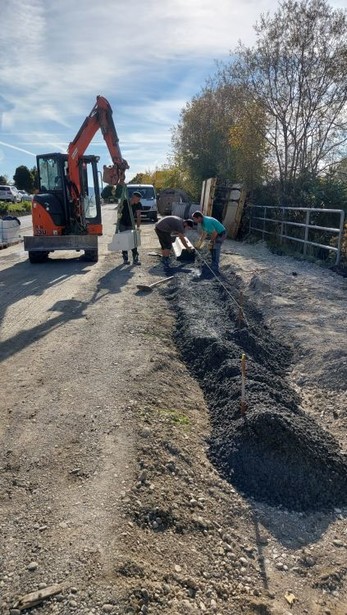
[167,273,347,512]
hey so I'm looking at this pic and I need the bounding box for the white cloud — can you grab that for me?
[0,0,345,180]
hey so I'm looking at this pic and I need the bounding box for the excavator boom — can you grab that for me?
[68,95,129,195]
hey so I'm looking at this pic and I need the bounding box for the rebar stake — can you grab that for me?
[240,353,247,417]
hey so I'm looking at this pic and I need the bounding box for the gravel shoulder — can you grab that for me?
[0,212,346,615]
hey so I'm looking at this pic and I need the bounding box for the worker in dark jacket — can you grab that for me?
[119,191,142,265]
[192,211,226,273]
[155,215,194,269]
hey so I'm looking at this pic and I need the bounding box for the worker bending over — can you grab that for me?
[192,211,226,274]
[155,216,194,270]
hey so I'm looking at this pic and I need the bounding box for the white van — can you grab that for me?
[127,184,158,222]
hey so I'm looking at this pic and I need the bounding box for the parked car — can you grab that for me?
[18,190,33,201]
[0,185,22,203]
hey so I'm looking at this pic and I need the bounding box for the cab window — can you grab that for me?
[38,158,60,191]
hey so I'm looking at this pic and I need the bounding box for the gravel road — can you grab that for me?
[0,209,346,614]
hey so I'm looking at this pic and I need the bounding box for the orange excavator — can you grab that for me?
[24,95,129,263]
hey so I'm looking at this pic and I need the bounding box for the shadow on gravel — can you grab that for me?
[91,263,134,303]
[0,297,89,363]
[0,258,91,359]
[0,257,90,314]
[167,268,347,515]
[0,260,133,362]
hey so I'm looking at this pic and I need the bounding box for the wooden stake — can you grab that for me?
[13,584,64,611]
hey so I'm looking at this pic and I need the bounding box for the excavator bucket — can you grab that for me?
[103,164,120,185]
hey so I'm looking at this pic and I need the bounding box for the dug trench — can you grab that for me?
[166,268,347,513]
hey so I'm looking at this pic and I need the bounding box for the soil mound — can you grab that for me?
[168,274,347,511]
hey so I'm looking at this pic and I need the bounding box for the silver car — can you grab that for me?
[18,190,33,202]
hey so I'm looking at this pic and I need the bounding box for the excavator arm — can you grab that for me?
[67,95,129,197]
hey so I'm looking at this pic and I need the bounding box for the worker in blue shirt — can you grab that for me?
[192,211,227,274]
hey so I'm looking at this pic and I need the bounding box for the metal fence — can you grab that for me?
[249,205,345,265]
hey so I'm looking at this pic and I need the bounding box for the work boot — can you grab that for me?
[132,255,141,266]
[122,253,130,265]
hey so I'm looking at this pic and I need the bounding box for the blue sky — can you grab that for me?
[0,0,345,186]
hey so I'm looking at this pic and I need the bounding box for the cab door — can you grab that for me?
[80,157,102,234]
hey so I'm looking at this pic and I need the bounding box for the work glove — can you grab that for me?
[208,241,214,251]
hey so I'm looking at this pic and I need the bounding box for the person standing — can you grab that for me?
[192,211,226,273]
[155,215,194,269]
[118,191,142,265]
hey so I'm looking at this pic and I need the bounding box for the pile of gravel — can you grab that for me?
[168,273,347,511]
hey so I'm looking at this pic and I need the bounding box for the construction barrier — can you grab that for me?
[0,217,21,246]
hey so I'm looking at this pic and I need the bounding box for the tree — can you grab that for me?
[13,165,35,192]
[0,175,8,184]
[128,172,152,184]
[172,82,269,194]
[172,87,236,193]
[221,0,347,195]
[30,166,39,191]
[332,157,347,184]
[226,92,269,188]
[150,164,197,199]
[126,165,199,199]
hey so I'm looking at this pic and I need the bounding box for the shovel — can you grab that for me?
[137,276,174,293]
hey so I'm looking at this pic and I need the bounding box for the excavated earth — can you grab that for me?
[1,214,347,615]
[168,273,347,513]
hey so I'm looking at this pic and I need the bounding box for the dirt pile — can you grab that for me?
[169,271,347,512]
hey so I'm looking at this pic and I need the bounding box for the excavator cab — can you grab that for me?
[37,153,102,229]
[25,153,102,262]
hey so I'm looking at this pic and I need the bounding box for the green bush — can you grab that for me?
[251,174,347,211]
[0,201,32,216]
